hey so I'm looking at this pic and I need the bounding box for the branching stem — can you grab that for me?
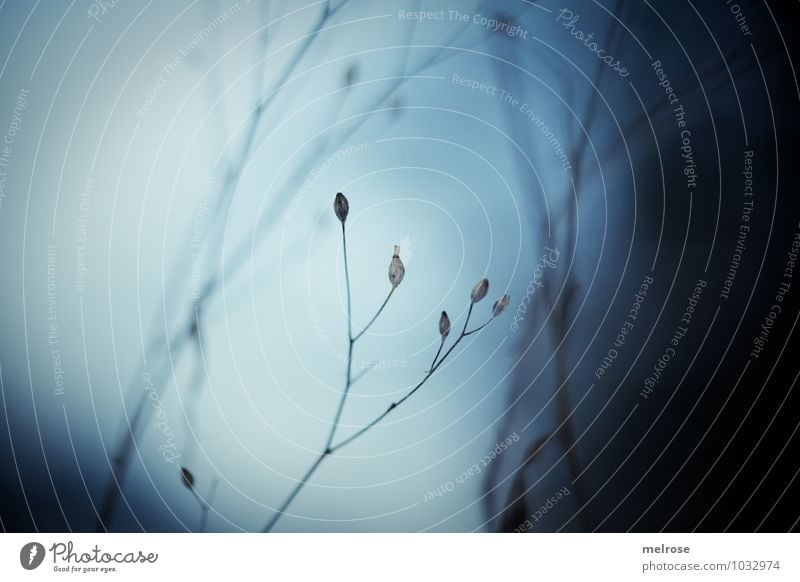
[324,223,355,453]
[353,287,395,342]
[262,294,495,531]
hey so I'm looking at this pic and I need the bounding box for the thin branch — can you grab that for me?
[428,339,445,373]
[94,328,193,532]
[197,477,219,533]
[262,300,494,531]
[99,0,366,533]
[324,222,355,453]
[352,287,395,342]
[261,450,328,533]
[350,363,374,387]
[463,317,493,337]
[331,305,484,454]
[115,0,489,533]
[200,17,491,303]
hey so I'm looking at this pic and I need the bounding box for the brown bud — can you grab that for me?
[389,245,405,287]
[470,278,489,303]
[492,294,510,317]
[180,467,195,490]
[439,311,451,340]
[334,192,349,223]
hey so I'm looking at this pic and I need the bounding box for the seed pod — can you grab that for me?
[470,278,489,303]
[334,192,349,223]
[180,467,195,490]
[492,294,510,317]
[389,245,405,288]
[439,311,451,340]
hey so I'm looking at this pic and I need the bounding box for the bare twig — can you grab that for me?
[263,206,508,532]
[96,1,355,532]
[324,222,357,454]
[353,288,395,342]
[206,11,491,299]
[198,477,219,533]
[102,0,494,533]
[262,304,490,532]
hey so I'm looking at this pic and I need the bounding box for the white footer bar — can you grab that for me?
[1,533,797,581]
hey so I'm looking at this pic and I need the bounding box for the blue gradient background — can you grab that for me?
[2,0,800,532]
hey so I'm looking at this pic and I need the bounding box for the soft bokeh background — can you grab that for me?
[2,0,800,532]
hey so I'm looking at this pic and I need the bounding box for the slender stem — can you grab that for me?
[103,0,376,533]
[197,477,219,533]
[324,223,354,453]
[262,451,328,533]
[262,299,493,531]
[350,363,374,386]
[325,336,354,451]
[352,287,395,342]
[342,224,353,343]
[99,0,308,527]
[331,305,486,454]
[329,357,446,454]
[428,339,445,372]
[462,303,474,335]
[463,317,493,336]
[204,18,486,301]
[186,488,204,523]
[264,222,354,531]
[95,331,192,532]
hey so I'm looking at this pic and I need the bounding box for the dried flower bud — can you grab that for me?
[439,311,451,340]
[470,278,489,303]
[389,245,405,288]
[492,294,510,317]
[334,192,349,223]
[180,467,195,489]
